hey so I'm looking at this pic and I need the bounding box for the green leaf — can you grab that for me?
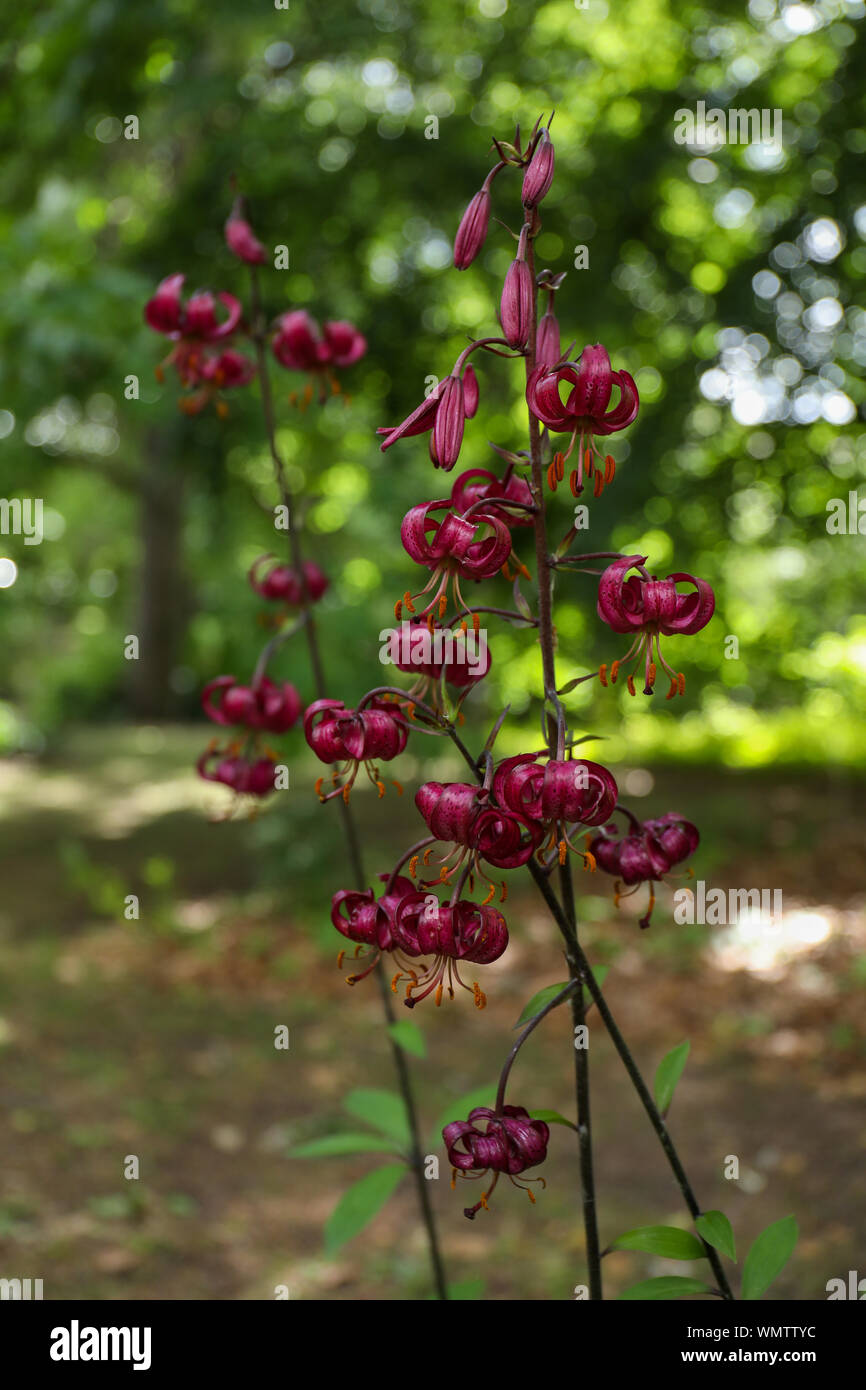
[619,1276,714,1301]
[654,1040,690,1114]
[695,1210,737,1262]
[514,967,609,1027]
[290,1132,400,1159]
[432,1085,497,1144]
[610,1225,706,1261]
[386,1020,426,1059]
[741,1215,798,1300]
[343,1089,410,1147]
[530,1108,574,1128]
[324,1164,405,1255]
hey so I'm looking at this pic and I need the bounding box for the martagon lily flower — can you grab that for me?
[201,676,302,733]
[390,891,509,1009]
[272,310,367,404]
[144,274,253,414]
[493,753,618,868]
[305,698,408,802]
[590,809,699,929]
[596,554,715,698]
[249,554,329,607]
[526,343,639,495]
[444,1105,550,1218]
[330,873,418,984]
[396,498,518,621]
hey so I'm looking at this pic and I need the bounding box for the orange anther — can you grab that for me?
[438,594,447,618]
[583,851,597,872]
[392,780,404,795]
[678,672,686,695]
[500,881,508,903]
[342,784,351,803]
[647,662,657,689]
[408,855,419,877]
[404,590,416,614]
[501,560,512,580]
[546,462,558,491]
[593,469,604,498]
[376,780,386,799]
[569,469,582,497]
[435,982,443,1007]
[627,674,636,696]
[584,447,593,475]
[610,659,620,684]
[554,450,565,481]
[473,612,480,634]
[426,612,435,634]
[558,838,568,865]
[423,848,434,865]
[394,600,403,621]
[527,1188,536,1205]
[605,454,615,483]
[460,620,468,634]
[473,983,487,1010]
[391,974,402,993]
[336,950,346,970]
[481,882,495,906]
[599,663,608,687]
[666,678,678,701]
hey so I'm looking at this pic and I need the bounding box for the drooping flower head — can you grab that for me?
[596,554,715,698]
[448,468,534,528]
[272,310,366,404]
[414,781,543,898]
[493,753,618,869]
[201,675,302,733]
[249,555,329,607]
[144,274,253,414]
[444,1105,550,1218]
[305,698,408,802]
[384,617,491,713]
[396,498,516,623]
[330,873,417,983]
[390,891,509,1009]
[590,809,699,928]
[527,344,639,496]
[197,743,278,801]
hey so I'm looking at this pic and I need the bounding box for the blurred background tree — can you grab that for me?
[0,0,864,770]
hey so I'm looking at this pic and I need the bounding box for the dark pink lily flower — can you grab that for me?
[449,467,534,528]
[390,892,509,1009]
[597,554,715,698]
[201,676,302,733]
[145,277,242,341]
[590,810,699,928]
[330,873,418,984]
[522,128,555,209]
[272,311,366,401]
[527,344,639,493]
[305,697,408,802]
[249,555,329,605]
[385,617,492,692]
[500,228,533,350]
[444,1105,549,1218]
[197,744,278,799]
[415,781,542,871]
[397,499,513,620]
[494,754,618,827]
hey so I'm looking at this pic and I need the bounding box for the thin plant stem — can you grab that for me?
[247,267,449,1301]
[523,234,603,1299]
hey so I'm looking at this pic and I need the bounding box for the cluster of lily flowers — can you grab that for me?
[156,124,718,1218]
[143,200,366,415]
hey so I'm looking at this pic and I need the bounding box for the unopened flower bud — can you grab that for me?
[454,188,491,270]
[522,129,555,209]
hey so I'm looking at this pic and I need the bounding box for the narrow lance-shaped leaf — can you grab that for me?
[654,1040,690,1115]
[695,1210,737,1262]
[741,1215,798,1300]
[343,1088,410,1147]
[324,1165,405,1255]
[609,1225,706,1261]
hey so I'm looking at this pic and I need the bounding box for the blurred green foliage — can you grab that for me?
[0,0,864,767]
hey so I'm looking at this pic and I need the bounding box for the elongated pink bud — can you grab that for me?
[454,188,491,270]
[431,375,466,471]
[500,252,533,350]
[536,304,561,367]
[462,364,479,419]
[225,215,267,265]
[522,129,555,209]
